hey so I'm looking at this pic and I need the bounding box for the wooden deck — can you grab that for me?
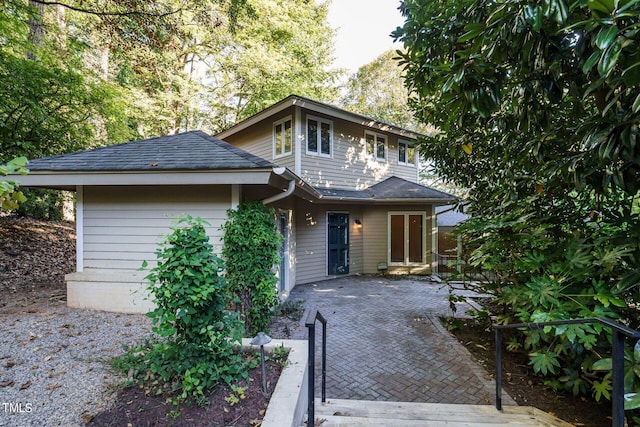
[307,399,575,426]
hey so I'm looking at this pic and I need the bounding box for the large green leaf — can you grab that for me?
[624,393,640,410]
[595,26,619,50]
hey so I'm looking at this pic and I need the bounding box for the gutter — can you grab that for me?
[262,167,299,205]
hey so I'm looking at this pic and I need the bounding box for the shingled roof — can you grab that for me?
[27,130,275,171]
[316,176,456,203]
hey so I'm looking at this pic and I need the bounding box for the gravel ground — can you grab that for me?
[0,305,152,427]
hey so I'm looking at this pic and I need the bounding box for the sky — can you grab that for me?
[326,0,405,73]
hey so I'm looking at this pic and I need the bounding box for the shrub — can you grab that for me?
[15,189,65,220]
[115,216,247,403]
[221,201,283,335]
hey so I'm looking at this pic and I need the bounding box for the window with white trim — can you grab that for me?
[273,117,292,158]
[307,115,332,156]
[398,140,416,166]
[365,131,387,161]
[389,212,425,265]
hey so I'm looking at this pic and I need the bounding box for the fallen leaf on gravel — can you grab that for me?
[81,414,94,423]
[45,384,62,390]
[48,371,65,378]
[249,419,262,426]
[4,361,16,368]
[44,355,51,362]
[19,380,32,390]
[0,380,14,387]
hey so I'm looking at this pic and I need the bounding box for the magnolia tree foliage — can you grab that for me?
[394,0,640,405]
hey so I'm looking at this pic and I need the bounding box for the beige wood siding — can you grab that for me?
[82,185,231,271]
[300,113,419,189]
[295,202,327,284]
[222,107,297,171]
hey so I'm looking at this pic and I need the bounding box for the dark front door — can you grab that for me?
[328,213,349,275]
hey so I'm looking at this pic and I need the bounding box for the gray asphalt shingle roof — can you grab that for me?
[316,176,456,202]
[26,131,275,171]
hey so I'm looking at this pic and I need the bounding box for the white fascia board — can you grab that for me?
[12,169,274,188]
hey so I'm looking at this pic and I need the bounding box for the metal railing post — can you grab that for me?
[305,307,327,426]
[612,329,625,427]
[495,328,503,411]
[307,321,315,425]
[322,320,327,403]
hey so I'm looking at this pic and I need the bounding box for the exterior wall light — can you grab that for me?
[354,218,362,228]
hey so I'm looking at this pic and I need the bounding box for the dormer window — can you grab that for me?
[365,131,387,161]
[307,115,332,157]
[273,117,292,158]
[398,140,416,166]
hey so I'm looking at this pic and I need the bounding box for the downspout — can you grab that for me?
[262,167,296,205]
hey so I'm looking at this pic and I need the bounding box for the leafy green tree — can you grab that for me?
[0,2,134,162]
[221,202,282,335]
[394,0,640,404]
[340,50,420,129]
[205,0,339,130]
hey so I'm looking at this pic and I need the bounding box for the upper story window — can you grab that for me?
[398,140,416,166]
[307,115,332,157]
[273,117,292,158]
[365,131,387,161]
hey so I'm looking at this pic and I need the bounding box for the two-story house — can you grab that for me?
[13,95,456,313]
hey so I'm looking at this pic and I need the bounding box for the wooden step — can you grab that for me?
[304,399,574,427]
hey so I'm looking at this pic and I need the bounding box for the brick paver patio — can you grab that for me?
[287,276,515,405]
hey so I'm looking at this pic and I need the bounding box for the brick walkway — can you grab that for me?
[288,276,514,406]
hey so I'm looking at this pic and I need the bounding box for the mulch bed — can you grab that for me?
[87,359,283,427]
[450,319,611,427]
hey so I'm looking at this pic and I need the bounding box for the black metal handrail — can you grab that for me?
[494,318,640,427]
[305,306,327,426]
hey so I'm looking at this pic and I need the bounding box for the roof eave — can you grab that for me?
[10,168,275,189]
[216,95,424,140]
[317,196,457,205]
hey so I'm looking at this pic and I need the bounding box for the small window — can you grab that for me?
[307,115,332,156]
[398,141,416,166]
[273,117,292,158]
[365,131,387,161]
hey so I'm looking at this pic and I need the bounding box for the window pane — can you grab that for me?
[377,136,386,159]
[390,215,405,263]
[307,120,317,152]
[275,123,283,154]
[366,133,374,156]
[408,215,423,263]
[399,143,406,163]
[284,120,292,153]
[321,122,331,155]
[407,146,415,164]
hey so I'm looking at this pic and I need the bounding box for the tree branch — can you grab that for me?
[29,0,183,18]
